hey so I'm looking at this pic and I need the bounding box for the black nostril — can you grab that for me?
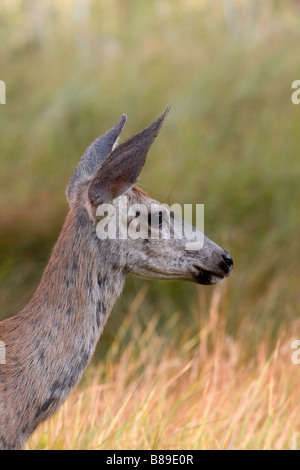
[222,252,233,270]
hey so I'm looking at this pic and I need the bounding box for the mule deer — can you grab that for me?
[0,108,233,450]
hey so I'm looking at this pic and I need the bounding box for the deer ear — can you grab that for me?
[66,114,127,205]
[88,107,170,207]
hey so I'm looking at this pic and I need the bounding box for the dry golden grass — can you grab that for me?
[27,285,300,450]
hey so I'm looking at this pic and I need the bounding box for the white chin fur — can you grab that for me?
[210,275,224,284]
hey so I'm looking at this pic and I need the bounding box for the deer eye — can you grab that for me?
[148,211,163,228]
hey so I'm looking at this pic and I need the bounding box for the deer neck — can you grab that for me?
[33,207,125,336]
[1,207,125,448]
[28,206,125,337]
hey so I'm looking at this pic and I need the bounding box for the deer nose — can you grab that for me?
[220,251,233,275]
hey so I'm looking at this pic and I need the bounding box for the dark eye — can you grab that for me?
[148,211,163,228]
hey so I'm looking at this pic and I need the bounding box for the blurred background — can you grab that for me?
[1,0,300,361]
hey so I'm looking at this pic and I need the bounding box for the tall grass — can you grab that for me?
[1,0,300,449]
[28,285,300,450]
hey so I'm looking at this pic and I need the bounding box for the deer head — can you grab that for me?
[66,108,233,286]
